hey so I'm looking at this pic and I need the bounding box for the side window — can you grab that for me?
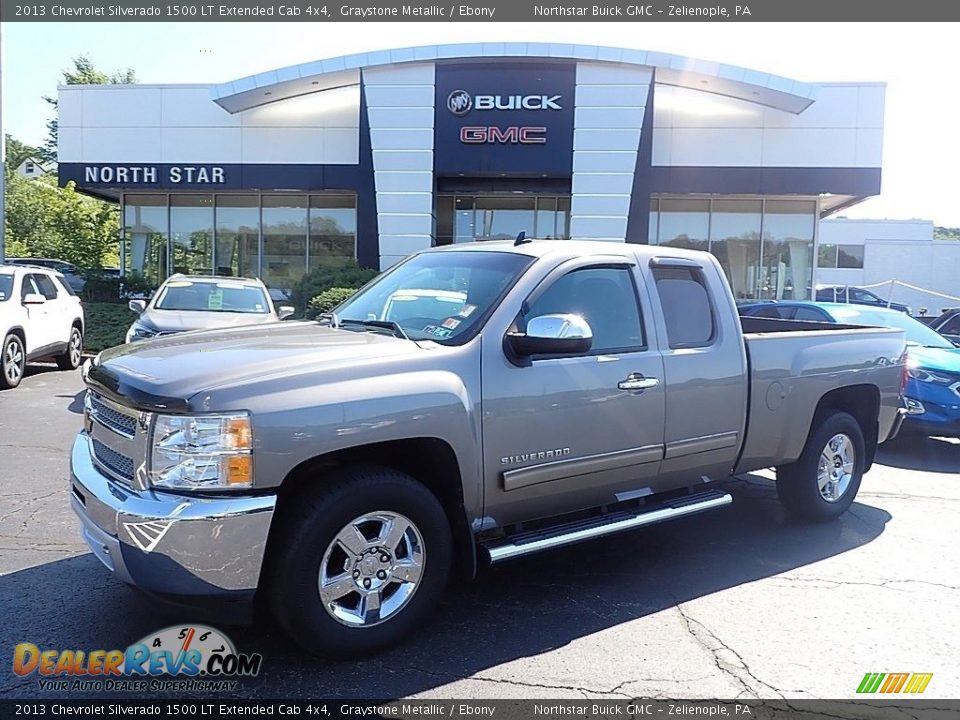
[21,275,41,300]
[34,275,59,300]
[794,307,828,322]
[941,314,960,335]
[754,305,789,319]
[54,276,77,297]
[526,266,645,353]
[652,266,715,349]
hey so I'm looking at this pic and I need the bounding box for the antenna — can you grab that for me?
[514,231,531,246]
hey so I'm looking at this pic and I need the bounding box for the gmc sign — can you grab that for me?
[460,126,547,144]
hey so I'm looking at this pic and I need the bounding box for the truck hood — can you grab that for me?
[136,308,276,333]
[908,345,960,374]
[88,321,419,412]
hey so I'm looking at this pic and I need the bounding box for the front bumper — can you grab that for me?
[70,432,276,603]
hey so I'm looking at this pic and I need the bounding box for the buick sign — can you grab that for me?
[447,91,563,116]
[447,90,473,116]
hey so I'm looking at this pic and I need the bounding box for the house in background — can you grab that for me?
[15,157,54,179]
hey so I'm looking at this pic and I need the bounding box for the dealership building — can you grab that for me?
[57,43,885,300]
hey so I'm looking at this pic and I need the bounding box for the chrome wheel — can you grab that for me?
[4,337,24,385]
[318,511,425,627]
[818,433,855,502]
[69,330,82,367]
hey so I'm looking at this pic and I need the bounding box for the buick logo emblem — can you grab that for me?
[447,90,472,116]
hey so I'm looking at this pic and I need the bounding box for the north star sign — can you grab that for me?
[83,165,226,184]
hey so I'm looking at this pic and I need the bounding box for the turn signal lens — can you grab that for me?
[226,456,253,485]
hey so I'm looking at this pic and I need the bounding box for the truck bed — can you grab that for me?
[735,316,905,474]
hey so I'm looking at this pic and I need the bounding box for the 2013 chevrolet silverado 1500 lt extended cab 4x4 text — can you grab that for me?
[71,241,908,656]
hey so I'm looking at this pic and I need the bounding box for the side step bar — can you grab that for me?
[482,489,732,564]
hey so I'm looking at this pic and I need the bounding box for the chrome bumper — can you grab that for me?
[70,433,276,599]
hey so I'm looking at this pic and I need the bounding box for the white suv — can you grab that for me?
[0,264,85,390]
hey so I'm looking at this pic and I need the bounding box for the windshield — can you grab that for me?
[334,251,533,343]
[0,275,12,302]
[828,306,953,348]
[154,280,270,314]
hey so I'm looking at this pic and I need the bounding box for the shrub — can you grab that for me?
[120,271,156,298]
[306,287,358,319]
[80,273,121,303]
[290,261,378,317]
[83,303,138,352]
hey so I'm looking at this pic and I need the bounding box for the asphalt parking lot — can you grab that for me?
[1,365,958,700]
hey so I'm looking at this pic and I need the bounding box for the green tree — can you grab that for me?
[4,174,119,269]
[934,226,960,241]
[39,55,138,165]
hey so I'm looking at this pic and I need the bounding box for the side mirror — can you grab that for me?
[277,305,295,320]
[507,314,593,357]
[128,299,146,314]
[22,293,46,305]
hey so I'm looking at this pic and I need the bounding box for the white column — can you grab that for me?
[570,62,652,242]
[363,64,436,270]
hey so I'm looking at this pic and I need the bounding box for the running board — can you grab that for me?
[482,489,732,564]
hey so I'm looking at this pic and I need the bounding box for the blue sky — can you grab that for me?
[4,22,959,225]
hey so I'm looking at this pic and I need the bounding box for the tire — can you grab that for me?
[267,465,453,658]
[1,333,26,390]
[56,326,83,371]
[776,410,866,522]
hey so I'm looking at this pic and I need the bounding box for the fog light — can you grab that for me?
[904,398,926,416]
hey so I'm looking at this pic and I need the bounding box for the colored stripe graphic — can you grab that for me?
[904,673,933,694]
[881,673,909,693]
[857,673,885,693]
[857,672,932,694]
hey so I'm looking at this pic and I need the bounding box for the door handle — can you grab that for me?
[618,373,660,391]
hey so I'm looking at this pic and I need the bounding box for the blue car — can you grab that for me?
[815,286,911,314]
[740,301,960,436]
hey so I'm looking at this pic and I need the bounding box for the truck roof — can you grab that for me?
[424,239,708,262]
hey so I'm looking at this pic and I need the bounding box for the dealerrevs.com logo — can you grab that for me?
[12,625,263,692]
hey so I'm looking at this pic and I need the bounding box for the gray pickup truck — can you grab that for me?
[72,241,907,656]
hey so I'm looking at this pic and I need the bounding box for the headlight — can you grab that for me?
[126,323,157,343]
[907,367,952,384]
[148,412,253,490]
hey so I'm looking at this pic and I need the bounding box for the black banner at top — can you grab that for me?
[3,0,960,22]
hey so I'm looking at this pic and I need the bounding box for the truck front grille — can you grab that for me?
[91,438,136,483]
[90,394,137,437]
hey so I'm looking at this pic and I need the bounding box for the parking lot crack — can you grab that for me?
[390,661,634,698]
[673,602,785,700]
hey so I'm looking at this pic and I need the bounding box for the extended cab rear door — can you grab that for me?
[481,255,667,527]
[643,257,748,487]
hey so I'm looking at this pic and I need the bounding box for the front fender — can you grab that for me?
[241,369,482,517]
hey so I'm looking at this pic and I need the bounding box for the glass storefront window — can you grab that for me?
[656,199,710,251]
[309,195,357,270]
[475,196,536,242]
[262,196,308,299]
[170,195,214,276]
[710,200,762,300]
[215,196,259,278]
[762,200,816,300]
[440,195,571,244]
[123,195,168,288]
[649,198,659,244]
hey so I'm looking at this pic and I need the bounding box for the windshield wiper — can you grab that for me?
[338,318,409,340]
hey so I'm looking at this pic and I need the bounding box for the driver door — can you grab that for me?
[481,259,666,527]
